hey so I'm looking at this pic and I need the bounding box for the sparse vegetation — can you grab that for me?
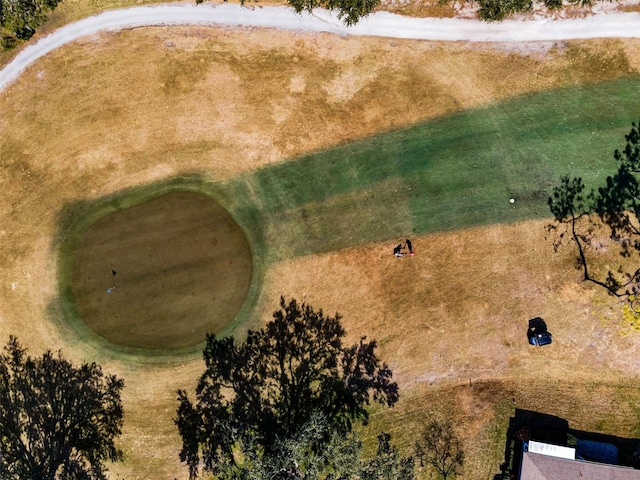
[548,121,640,317]
[415,420,464,480]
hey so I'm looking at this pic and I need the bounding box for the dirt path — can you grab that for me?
[1,2,640,92]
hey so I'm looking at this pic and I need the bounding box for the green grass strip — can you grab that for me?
[222,75,640,261]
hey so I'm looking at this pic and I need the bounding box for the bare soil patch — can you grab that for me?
[69,191,252,350]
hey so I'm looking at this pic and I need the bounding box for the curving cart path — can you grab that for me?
[1,3,640,92]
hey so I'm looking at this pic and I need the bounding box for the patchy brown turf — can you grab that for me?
[261,220,640,390]
[2,26,640,480]
[263,221,640,479]
[70,191,252,350]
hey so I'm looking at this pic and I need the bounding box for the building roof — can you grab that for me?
[521,452,640,480]
[528,440,575,459]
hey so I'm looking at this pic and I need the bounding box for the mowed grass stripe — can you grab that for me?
[223,75,640,260]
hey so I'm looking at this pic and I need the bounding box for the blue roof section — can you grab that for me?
[577,439,619,465]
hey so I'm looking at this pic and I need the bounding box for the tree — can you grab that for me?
[0,336,125,480]
[477,0,532,22]
[436,0,595,21]
[548,121,640,314]
[1,0,63,48]
[287,0,379,26]
[415,420,464,480]
[175,296,399,479]
[194,0,377,26]
[361,432,415,480]
[212,413,414,480]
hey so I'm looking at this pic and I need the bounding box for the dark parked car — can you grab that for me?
[528,331,553,346]
[527,317,552,346]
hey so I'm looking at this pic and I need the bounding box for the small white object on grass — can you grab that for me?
[509,198,515,204]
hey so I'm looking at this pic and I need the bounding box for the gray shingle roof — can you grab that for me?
[521,452,640,480]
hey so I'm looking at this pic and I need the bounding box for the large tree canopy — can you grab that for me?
[285,0,379,26]
[212,413,415,480]
[194,0,377,26]
[471,0,594,21]
[0,336,124,480]
[0,0,62,48]
[175,296,399,479]
[548,121,640,318]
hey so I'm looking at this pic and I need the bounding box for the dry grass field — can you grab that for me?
[2,21,640,480]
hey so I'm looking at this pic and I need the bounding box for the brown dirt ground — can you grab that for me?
[70,191,252,350]
[2,27,640,479]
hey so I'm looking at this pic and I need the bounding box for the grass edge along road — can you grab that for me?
[223,74,640,262]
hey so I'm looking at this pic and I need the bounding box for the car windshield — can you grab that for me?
[538,333,552,345]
